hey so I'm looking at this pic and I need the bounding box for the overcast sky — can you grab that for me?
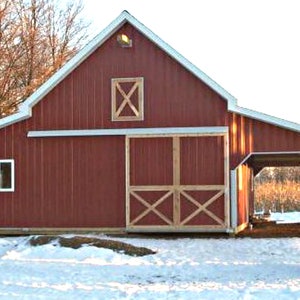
[81,0,300,124]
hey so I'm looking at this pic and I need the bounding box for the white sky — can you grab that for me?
[81,0,300,124]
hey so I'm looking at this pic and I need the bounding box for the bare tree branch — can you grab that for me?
[0,0,89,117]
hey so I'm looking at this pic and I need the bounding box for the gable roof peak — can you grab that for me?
[0,10,299,133]
[121,10,131,15]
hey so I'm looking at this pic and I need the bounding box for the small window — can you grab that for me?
[0,160,14,192]
[111,77,144,121]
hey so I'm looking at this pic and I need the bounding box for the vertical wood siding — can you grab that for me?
[0,22,229,228]
[236,164,252,226]
[229,113,300,169]
[180,136,224,185]
[0,132,125,227]
[28,22,228,131]
[130,137,173,186]
[252,120,300,152]
[229,113,254,169]
[128,136,227,228]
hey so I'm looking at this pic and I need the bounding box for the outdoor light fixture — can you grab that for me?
[117,34,132,47]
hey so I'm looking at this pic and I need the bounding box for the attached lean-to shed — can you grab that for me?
[0,11,299,234]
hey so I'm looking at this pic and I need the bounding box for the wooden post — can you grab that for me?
[224,133,230,228]
[230,169,238,229]
[173,136,180,226]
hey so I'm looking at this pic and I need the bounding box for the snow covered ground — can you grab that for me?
[0,212,299,299]
[1,236,300,299]
[270,211,300,223]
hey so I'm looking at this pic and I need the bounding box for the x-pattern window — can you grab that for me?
[111,77,144,121]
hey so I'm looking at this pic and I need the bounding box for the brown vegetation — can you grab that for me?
[255,180,300,211]
[28,235,156,256]
[254,167,300,212]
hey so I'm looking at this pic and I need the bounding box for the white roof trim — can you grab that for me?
[0,10,299,133]
[27,126,228,138]
[231,105,300,133]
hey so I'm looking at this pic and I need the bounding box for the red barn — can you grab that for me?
[0,11,299,234]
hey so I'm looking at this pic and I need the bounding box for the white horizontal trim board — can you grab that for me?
[126,227,233,233]
[28,127,229,138]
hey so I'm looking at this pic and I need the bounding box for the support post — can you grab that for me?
[230,169,238,230]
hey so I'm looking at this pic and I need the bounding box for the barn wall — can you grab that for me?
[229,113,254,169]
[0,124,125,228]
[27,22,228,131]
[0,22,231,229]
[252,119,300,152]
[0,21,299,231]
[230,113,300,169]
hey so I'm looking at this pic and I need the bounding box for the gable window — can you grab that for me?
[0,160,14,192]
[111,77,144,121]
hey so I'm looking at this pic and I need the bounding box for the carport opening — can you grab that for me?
[246,152,300,224]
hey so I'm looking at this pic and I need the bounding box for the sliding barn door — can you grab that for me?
[126,134,229,232]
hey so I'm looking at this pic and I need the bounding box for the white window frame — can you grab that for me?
[0,159,15,192]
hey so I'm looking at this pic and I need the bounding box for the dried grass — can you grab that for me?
[255,180,300,212]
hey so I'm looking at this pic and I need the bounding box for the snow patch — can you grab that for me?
[270,211,300,223]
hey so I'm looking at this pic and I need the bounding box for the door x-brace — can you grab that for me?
[129,187,225,226]
[129,189,173,226]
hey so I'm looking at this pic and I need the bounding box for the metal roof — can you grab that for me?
[0,10,299,132]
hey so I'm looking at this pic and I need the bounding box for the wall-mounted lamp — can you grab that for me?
[117,34,132,47]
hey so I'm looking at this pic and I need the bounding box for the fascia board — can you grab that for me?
[0,109,31,129]
[230,105,300,133]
